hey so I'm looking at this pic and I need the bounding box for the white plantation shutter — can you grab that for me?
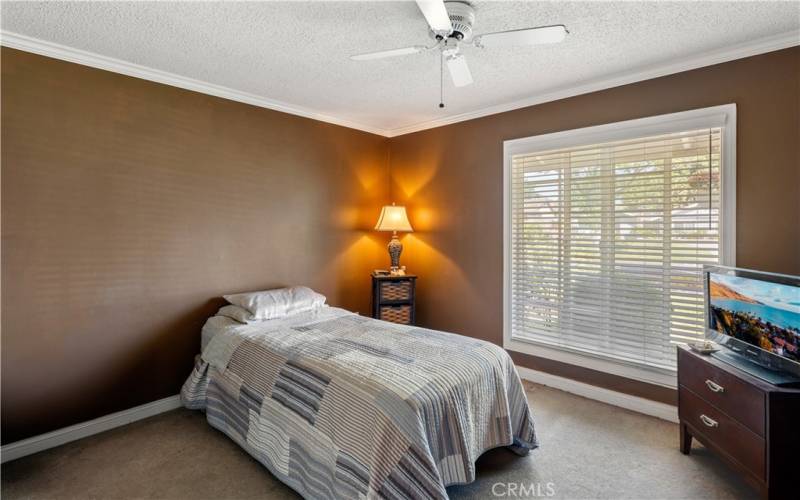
[506,112,733,373]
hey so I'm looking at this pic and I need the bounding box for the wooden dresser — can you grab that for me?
[678,346,800,499]
[371,273,416,325]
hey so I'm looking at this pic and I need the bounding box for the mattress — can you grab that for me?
[183,308,538,499]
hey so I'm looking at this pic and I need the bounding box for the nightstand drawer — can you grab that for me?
[378,304,412,324]
[372,273,416,325]
[379,281,413,302]
[679,386,765,480]
[678,348,765,435]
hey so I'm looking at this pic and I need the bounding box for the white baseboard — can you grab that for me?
[516,365,678,423]
[1,395,182,464]
[1,370,677,463]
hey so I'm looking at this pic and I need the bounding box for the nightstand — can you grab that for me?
[371,273,416,325]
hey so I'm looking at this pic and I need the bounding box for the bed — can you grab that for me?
[182,303,538,499]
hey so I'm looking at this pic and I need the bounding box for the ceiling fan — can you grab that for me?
[350,0,568,104]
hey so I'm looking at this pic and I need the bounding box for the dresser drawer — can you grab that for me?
[679,386,765,480]
[678,348,765,436]
[379,280,413,302]
[379,304,412,324]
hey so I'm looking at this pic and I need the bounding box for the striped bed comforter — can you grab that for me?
[181,307,538,499]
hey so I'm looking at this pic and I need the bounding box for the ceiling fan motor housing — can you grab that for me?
[434,1,476,42]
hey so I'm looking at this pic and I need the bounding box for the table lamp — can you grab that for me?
[374,203,413,272]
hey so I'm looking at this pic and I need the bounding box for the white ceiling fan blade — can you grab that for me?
[446,53,473,87]
[416,0,453,35]
[350,45,426,61]
[475,25,568,48]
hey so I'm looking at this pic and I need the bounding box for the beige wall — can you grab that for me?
[388,47,800,404]
[1,48,390,443]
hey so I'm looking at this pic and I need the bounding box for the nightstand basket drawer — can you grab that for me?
[379,305,412,324]
[372,273,416,326]
[379,281,413,302]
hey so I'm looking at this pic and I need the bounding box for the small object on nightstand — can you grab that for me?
[371,272,416,325]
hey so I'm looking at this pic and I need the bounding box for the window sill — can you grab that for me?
[505,337,678,388]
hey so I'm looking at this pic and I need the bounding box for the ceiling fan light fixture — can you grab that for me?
[445,52,473,87]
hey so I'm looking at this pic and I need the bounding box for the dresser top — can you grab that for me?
[678,345,800,394]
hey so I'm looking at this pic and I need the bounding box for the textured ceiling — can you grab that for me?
[2,1,799,134]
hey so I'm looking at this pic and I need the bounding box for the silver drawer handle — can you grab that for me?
[705,379,725,393]
[700,414,719,428]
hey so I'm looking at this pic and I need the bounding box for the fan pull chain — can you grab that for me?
[439,50,445,109]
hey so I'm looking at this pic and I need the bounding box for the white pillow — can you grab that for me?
[223,286,326,320]
[217,305,256,324]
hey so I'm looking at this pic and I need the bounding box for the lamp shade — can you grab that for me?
[374,205,413,232]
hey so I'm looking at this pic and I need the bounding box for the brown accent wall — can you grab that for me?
[389,47,800,405]
[1,48,390,444]
[3,46,798,443]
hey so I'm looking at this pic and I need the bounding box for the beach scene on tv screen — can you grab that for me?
[709,273,800,362]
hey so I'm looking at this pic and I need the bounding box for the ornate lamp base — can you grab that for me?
[387,232,403,271]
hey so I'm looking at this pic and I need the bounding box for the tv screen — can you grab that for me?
[708,271,800,363]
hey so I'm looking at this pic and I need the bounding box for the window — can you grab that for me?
[503,105,735,385]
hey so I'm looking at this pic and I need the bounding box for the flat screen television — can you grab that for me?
[704,265,800,386]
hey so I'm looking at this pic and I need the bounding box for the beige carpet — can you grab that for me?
[2,382,756,499]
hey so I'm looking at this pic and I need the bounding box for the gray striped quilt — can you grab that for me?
[181,308,538,499]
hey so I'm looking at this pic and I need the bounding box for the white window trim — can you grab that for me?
[503,104,737,388]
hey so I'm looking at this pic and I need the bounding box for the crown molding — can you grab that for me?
[0,31,391,137]
[385,30,800,137]
[2,29,797,138]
